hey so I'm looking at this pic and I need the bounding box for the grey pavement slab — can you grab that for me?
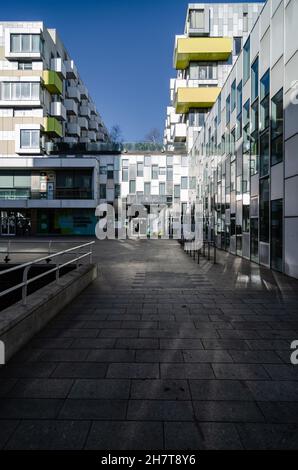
[1,239,298,450]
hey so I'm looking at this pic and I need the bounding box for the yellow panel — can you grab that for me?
[174,37,232,69]
[43,117,63,137]
[175,87,221,113]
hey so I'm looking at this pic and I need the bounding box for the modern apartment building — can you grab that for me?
[0,21,109,235]
[164,2,263,153]
[185,0,298,279]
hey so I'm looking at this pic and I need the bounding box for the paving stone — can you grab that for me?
[59,399,127,420]
[136,350,183,362]
[0,363,57,379]
[69,379,130,399]
[8,378,73,399]
[229,350,283,364]
[212,364,270,380]
[246,380,298,401]
[160,339,204,349]
[85,421,163,450]
[29,338,74,349]
[127,400,194,421]
[263,365,298,380]
[237,423,298,449]
[86,349,135,362]
[183,350,233,363]
[160,363,214,379]
[189,380,254,401]
[258,402,298,423]
[5,420,90,450]
[70,338,116,349]
[164,422,243,449]
[0,421,20,449]
[107,363,159,379]
[115,338,159,349]
[51,362,108,378]
[38,349,90,362]
[0,379,17,397]
[246,340,291,350]
[0,399,63,419]
[98,329,139,338]
[131,379,190,400]
[193,400,264,422]
[202,339,250,350]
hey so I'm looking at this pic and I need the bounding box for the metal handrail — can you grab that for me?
[0,241,95,305]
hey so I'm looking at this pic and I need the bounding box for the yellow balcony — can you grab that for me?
[174,37,232,69]
[42,70,63,95]
[175,87,221,113]
[43,117,63,137]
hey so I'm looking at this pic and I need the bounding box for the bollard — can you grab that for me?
[208,242,210,261]
[203,241,206,257]
[197,249,200,264]
[214,243,216,264]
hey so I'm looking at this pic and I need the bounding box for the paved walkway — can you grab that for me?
[0,239,298,449]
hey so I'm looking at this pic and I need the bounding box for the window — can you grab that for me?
[188,108,208,127]
[218,93,221,124]
[181,176,188,190]
[100,165,107,175]
[1,82,40,101]
[226,95,230,124]
[166,166,173,181]
[122,168,128,182]
[144,155,151,166]
[99,184,106,199]
[174,185,180,199]
[233,37,242,56]
[159,167,166,175]
[251,57,259,102]
[243,12,248,33]
[189,9,204,29]
[189,177,196,190]
[137,162,143,177]
[236,81,242,141]
[260,129,269,177]
[271,199,283,271]
[107,164,113,179]
[20,129,40,149]
[129,180,136,193]
[159,182,165,195]
[271,88,283,165]
[144,182,151,196]
[10,34,42,53]
[243,38,250,84]
[260,178,269,243]
[115,184,121,198]
[243,99,250,152]
[152,165,158,179]
[260,69,270,100]
[189,62,217,80]
[250,217,259,262]
[18,62,32,70]
[231,80,236,112]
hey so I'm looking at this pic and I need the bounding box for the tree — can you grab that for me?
[144,128,162,144]
[109,124,123,143]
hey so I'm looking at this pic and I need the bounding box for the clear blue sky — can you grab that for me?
[1,0,264,141]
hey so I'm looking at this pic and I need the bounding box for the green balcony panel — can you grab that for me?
[42,70,63,95]
[44,117,63,137]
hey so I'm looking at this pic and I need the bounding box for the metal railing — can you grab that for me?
[0,240,89,263]
[0,241,94,306]
[180,238,217,264]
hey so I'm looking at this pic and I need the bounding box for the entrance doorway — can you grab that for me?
[0,211,31,236]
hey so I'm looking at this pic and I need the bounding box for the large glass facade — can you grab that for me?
[271,88,283,165]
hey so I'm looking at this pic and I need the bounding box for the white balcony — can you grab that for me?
[89,119,99,131]
[66,86,80,101]
[88,131,96,141]
[79,105,91,118]
[173,123,187,142]
[50,58,66,78]
[65,60,78,79]
[50,102,67,121]
[66,122,80,137]
[64,99,78,115]
[78,117,88,130]
[78,84,88,99]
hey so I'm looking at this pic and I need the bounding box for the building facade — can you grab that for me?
[0,21,109,235]
[164,2,263,153]
[187,0,298,278]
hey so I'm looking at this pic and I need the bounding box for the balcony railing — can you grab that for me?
[0,189,93,200]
